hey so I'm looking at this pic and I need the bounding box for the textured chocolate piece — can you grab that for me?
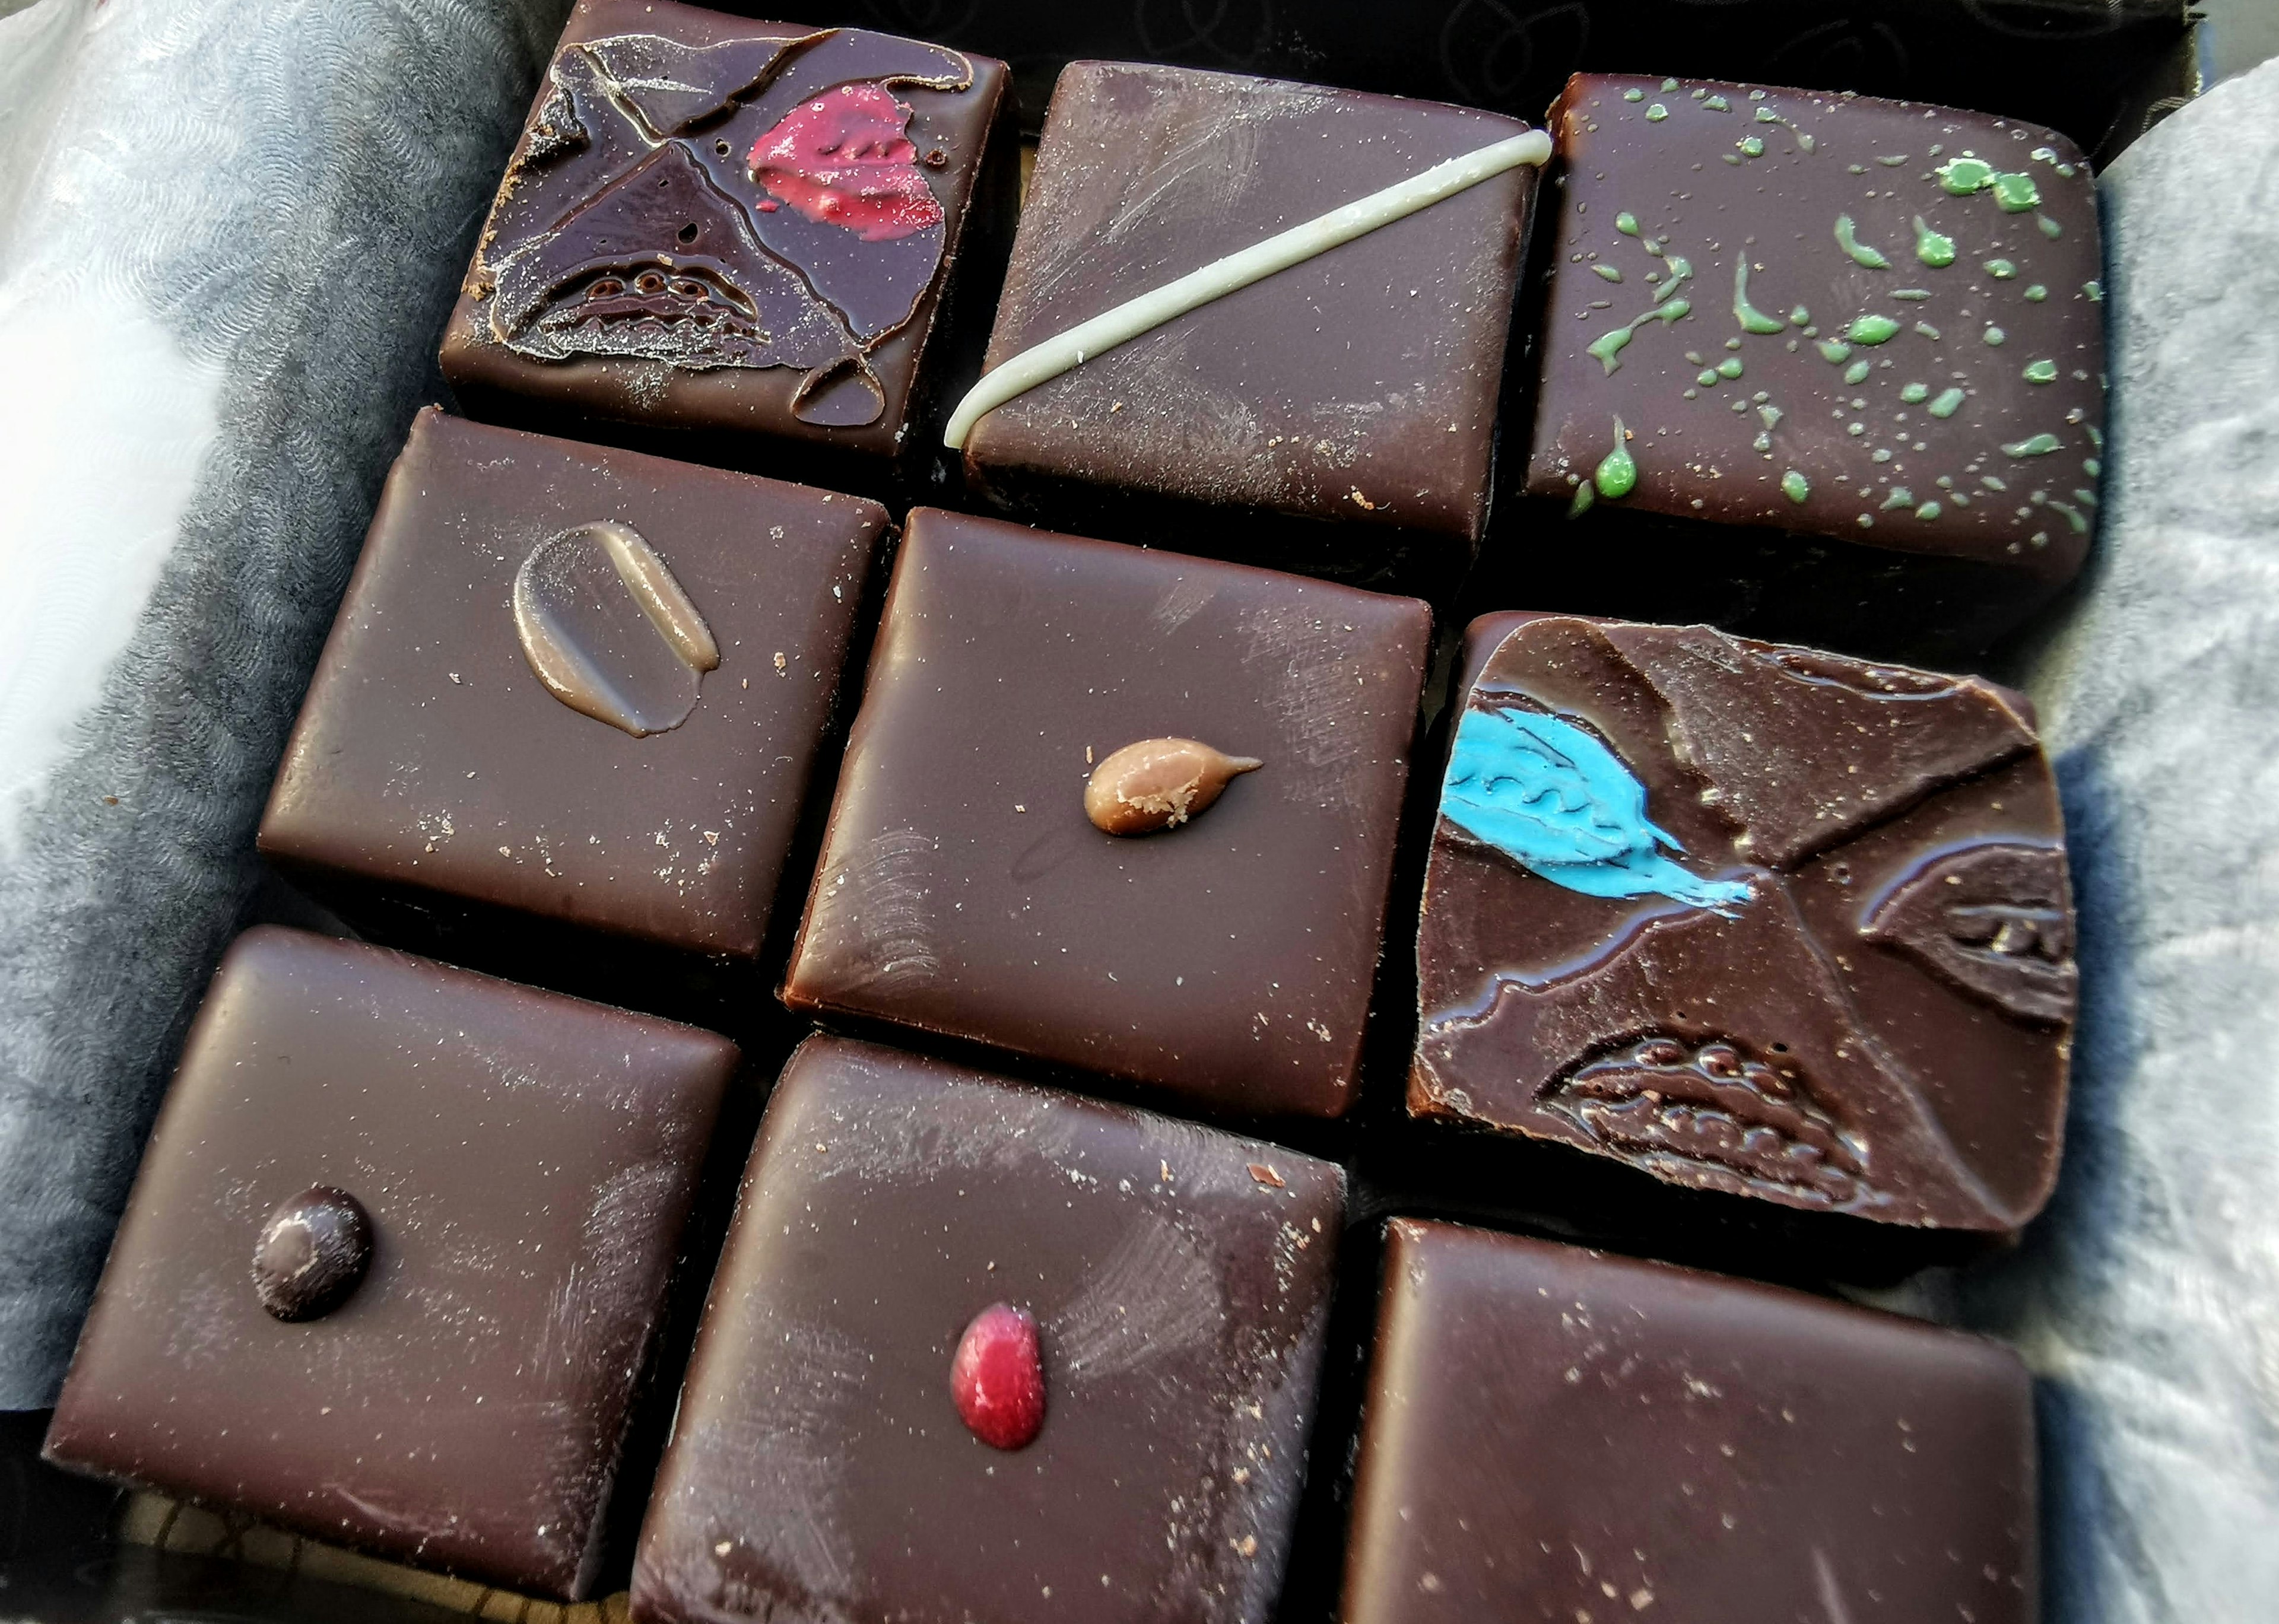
[1411,612,2074,1231]
[781,508,1432,1118]
[259,408,883,968]
[631,1034,1344,1624]
[44,927,737,1599]
[441,0,1019,487]
[960,61,1535,590]
[1520,74,2106,653]
[1342,1219,2036,1624]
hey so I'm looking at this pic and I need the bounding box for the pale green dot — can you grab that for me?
[1938,155,1994,194]
[1662,297,1691,322]
[2038,214,2064,238]
[1913,321,1942,340]
[1984,326,2007,345]
[1916,500,1944,520]
[1739,136,1764,157]
[1615,212,1640,236]
[1990,171,2040,211]
[1568,481,1595,518]
[1662,77,1678,91]
[1781,470,1810,503]
[1596,418,1638,497]
[2023,359,2058,383]
[1985,259,2016,279]
[1592,263,1623,282]
[1928,387,1966,418]
[1703,94,1729,112]
[1894,289,1932,301]
[2084,457,2102,477]
[1698,368,1720,386]
[1843,360,1872,385]
[1872,449,1893,462]
[1834,214,1890,269]
[1900,382,1929,403]
[2084,279,2103,301]
[2004,433,2062,457]
[1717,357,1744,379]
[2024,284,2048,301]
[1623,88,1645,101]
[1912,217,1955,268]
[1881,487,1915,510]
[1759,405,1783,430]
[1756,106,1778,122]
[1646,104,1668,122]
[1723,337,1741,350]
[1818,340,1852,364]
[1586,327,1632,372]
[1789,305,1811,325]
[1846,314,1901,345]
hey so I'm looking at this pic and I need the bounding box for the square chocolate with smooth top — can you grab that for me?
[45,927,738,1600]
[1518,74,2106,656]
[1341,1219,2036,1624]
[631,1033,1344,1624]
[959,61,1538,592]
[440,0,1020,490]
[260,408,883,974]
[1410,611,2075,1232]
[781,507,1433,1119]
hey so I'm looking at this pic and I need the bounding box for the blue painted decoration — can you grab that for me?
[1440,707,1753,912]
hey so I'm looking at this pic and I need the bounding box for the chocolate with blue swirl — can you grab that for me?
[1413,611,2076,1232]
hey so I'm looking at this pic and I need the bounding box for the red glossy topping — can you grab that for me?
[950,1301,1045,1450]
[750,83,945,242]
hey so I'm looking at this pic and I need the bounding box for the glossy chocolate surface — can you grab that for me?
[45,927,737,1600]
[259,408,883,964]
[1411,612,2074,1231]
[631,1035,1344,1624]
[1520,74,2104,648]
[962,62,1534,586]
[441,0,1017,477]
[781,508,1433,1119]
[1342,1220,2036,1624]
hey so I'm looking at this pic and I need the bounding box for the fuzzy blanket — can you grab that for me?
[0,0,566,1408]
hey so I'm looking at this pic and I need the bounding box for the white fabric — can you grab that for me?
[1963,56,2279,1624]
[0,0,566,1407]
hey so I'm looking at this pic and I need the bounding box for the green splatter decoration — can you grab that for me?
[1623,88,1645,101]
[1983,326,2007,346]
[1789,304,1811,325]
[1592,263,1623,282]
[1916,500,1944,520]
[1780,470,1810,503]
[1702,94,1729,112]
[2023,360,2058,384]
[1894,288,1932,301]
[1818,339,1852,364]
[1834,214,1890,269]
[1913,321,1942,340]
[1732,260,1787,335]
[1595,420,1637,498]
[2024,284,2048,302]
[1900,382,1929,403]
[2003,433,2062,457]
[1738,136,1764,158]
[1928,387,1966,418]
[1846,314,1901,345]
[2038,215,2063,238]
[1646,103,1668,122]
[1697,368,1719,386]
[1759,405,1784,430]
[1843,360,1872,385]
[2085,280,2103,301]
[1880,487,1915,510]
[1937,156,1994,194]
[1912,217,1955,266]
[1567,480,1595,517]
[1716,357,1744,379]
[1985,258,2016,279]
[1991,171,2040,211]
[1615,212,1640,236]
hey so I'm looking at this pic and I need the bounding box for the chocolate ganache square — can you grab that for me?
[44,927,738,1600]
[780,507,1433,1120]
[630,1034,1344,1624]
[1519,74,2106,656]
[1411,612,2076,1232]
[440,0,1020,490]
[956,61,1541,593]
[259,408,883,974]
[1341,1220,2036,1624]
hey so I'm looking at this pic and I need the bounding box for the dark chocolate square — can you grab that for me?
[45,927,738,1599]
[259,408,884,966]
[959,62,1536,589]
[439,1,1018,487]
[1411,612,2075,1231]
[781,508,1433,1118]
[1521,75,2106,651]
[1342,1220,2035,1624]
[631,1034,1344,1624]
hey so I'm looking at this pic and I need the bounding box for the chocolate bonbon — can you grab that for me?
[630,1034,1344,1624]
[1341,1219,2036,1624]
[782,507,1433,1119]
[44,927,738,1599]
[440,0,1019,489]
[1411,612,2075,1231]
[1516,74,2106,656]
[259,408,884,983]
[958,61,1540,592]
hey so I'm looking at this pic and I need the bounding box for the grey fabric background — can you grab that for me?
[1962,55,2279,1624]
[0,0,567,1409]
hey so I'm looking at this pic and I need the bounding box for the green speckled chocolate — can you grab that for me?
[1528,74,2105,589]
